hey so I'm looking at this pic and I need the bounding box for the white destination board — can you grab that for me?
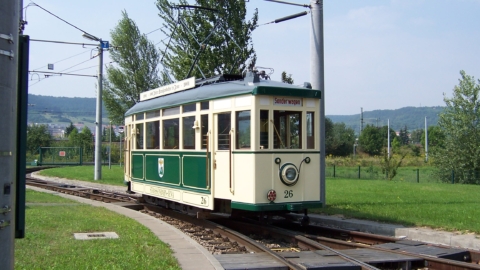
[140,77,196,101]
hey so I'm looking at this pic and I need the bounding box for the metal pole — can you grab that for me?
[0,1,19,268]
[94,42,103,179]
[310,0,325,206]
[425,117,428,162]
[387,119,390,158]
[109,121,111,169]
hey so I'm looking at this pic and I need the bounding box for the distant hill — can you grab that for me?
[328,106,445,134]
[28,94,108,126]
[27,94,444,132]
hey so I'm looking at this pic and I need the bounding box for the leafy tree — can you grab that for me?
[410,129,423,144]
[103,11,163,124]
[358,125,383,155]
[281,71,294,84]
[325,119,356,156]
[156,0,258,80]
[69,127,94,156]
[65,122,76,137]
[379,125,397,147]
[391,137,400,152]
[26,124,52,154]
[421,125,445,148]
[398,125,409,145]
[432,71,480,184]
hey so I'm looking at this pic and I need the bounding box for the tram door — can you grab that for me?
[212,112,233,198]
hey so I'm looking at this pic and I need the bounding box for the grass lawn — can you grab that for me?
[37,165,125,186]
[15,189,180,270]
[312,178,480,233]
[325,165,439,183]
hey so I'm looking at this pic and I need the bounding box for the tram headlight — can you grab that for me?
[279,163,299,186]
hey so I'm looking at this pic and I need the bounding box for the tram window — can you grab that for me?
[183,103,196,113]
[146,121,159,149]
[183,116,195,149]
[259,110,269,149]
[163,119,179,149]
[201,114,208,149]
[273,110,302,149]
[163,106,180,117]
[307,112,315,149]
[201,101,209,110]
[217,113,231,150]
[146,110,160,119]
[135,123,144,149]
[136,113,144,121]
[236,111,251,149]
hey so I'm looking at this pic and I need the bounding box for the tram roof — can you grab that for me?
[125,77,321,117]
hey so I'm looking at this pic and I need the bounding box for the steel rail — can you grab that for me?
[142,204,301,269]
[304,234,480,270]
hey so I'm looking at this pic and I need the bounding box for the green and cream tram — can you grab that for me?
[123,71,322,215]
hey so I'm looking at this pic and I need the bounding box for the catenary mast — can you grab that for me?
[0,0,20,269]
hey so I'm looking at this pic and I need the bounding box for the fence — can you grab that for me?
[326,165,480,184]
[34,143,124,166]
[37,147,82,166]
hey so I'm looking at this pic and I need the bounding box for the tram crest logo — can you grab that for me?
[158,158,164,178]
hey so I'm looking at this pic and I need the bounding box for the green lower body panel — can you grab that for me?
[231,201,323,211]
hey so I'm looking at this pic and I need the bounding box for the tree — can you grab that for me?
[65,122,76,137]
[325,119,356,156]
[26,124,52,154]
[398,125,409,145]
[379,125,397,148]
[432,71,480,184]
[103,11,163,124]
[69,127,94,156]
[421,125,445,148]
[156,0,258,80]
[358,125,383,156]
[410,129,423,144]
[391,137,400,152]
[281,71,294,84]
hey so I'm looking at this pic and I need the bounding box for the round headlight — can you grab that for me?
[279,163,299,186]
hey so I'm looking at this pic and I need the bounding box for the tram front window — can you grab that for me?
[273,110,302,149]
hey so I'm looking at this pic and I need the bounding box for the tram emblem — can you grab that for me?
[158,158,164,178]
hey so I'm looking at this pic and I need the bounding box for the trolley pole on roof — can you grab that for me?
[0,0,20,268]
[310,0,326,206]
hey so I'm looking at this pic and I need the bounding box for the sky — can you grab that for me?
[23,0,480,115]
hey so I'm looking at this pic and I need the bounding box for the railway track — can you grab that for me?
[26,174,480,270]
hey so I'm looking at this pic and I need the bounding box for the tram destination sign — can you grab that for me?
[140,77,196,101]
[273,97,302,107]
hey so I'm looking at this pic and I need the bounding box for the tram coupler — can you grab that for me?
[301,209,310,226]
